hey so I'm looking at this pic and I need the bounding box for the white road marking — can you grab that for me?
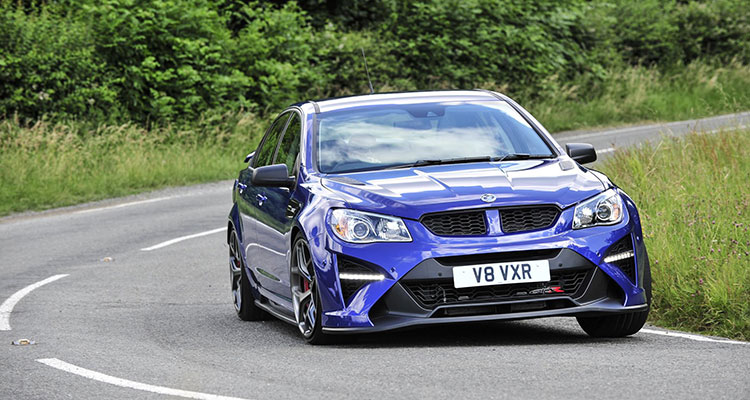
[74,196,173,214]
[641,328,748,345]
[596,147,615,154]
[141,227,226,251]
[245,243,286,257]
[37,358,249,400]
[0,274,69,331]
[557,121,748,142]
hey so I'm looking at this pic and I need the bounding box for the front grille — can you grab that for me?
[499,206,560,233]
[403,269,591,309]
[338,257,373,302]
[421,211,487,236]
[606,235,636,283]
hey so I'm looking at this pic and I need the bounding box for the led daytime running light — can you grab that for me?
[339,272,385,281]
[604,250,634,263]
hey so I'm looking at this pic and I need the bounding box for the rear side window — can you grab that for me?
[276,113,302,175]
[254,114,290,168]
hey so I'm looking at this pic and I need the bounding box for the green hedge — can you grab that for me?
[1,0,748,124]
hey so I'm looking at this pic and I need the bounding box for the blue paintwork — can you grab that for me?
[228,90,650,332]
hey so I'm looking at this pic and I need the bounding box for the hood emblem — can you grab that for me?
[480,194,496,203]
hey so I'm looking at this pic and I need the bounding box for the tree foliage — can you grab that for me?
[0,0,748,124]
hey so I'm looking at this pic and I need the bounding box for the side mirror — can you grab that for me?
[244,151,255,163]
[565,143,597,164]
[252,164,295,188]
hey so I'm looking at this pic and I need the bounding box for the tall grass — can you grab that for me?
[0,113,263,215]
[529,61,750,132]
[599,129,750,340]
[1,62,750,218]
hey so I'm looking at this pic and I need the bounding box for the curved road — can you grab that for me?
[2,113,749,399]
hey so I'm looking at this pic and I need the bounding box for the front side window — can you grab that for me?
[317,100,554,173]
[275,113,302,175]
[254,113,291,168]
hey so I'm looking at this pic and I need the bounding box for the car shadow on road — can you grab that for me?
[268,317,647,348]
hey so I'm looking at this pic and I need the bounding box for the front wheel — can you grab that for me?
[577,257,652,338]
[290,236,335,345]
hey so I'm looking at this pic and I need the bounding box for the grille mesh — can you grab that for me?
[421,211,487,236]
[606,235,636,283]
[403,269,591,309]
[499,207,560,233]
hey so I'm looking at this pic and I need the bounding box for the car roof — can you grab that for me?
[299,90,502,114]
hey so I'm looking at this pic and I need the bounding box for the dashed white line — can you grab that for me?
[596,147,615,154]
[641,328,748,345]
[141,227,226,251]
[0,274,69,331]
[74,196,174,214]
[37,358,249,400]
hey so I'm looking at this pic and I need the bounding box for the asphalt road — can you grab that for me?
[1,113,748,400]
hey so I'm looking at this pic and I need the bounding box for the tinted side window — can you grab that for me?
[254,114,290,168]
[275,113,302,175]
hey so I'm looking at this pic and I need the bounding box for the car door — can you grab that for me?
[253,111,303,299]
[237,112,291,295]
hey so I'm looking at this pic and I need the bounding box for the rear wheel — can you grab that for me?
[577,258,652,338]
[229,228,267,321]
[291,236,335,345]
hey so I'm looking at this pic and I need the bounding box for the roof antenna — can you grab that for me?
[361,48,375,94]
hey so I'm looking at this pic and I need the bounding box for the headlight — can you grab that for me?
[573,189,624,229]
[328,209,412,243]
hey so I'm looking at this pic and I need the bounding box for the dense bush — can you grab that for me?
[84,0,251,123]
[0,0,748,124]
[0,7,120,121]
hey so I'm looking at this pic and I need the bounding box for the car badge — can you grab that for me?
[480,194,496,203]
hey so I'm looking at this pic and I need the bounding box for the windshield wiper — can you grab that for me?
[382,156,495,170]
[381,154,554,170]
[412,156,498,167]
[496,153,555,162]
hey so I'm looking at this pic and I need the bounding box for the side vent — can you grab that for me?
[604,235,636,283]
[338,256,385,303]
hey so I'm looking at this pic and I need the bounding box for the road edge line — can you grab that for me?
[37,358,249,400]
[0,274,69,331]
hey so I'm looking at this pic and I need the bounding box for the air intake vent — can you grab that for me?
[403,269,591,309]
[605,235,636,283]
[338,257,382,302]
[421,211,487,236]
[499,206,559,233]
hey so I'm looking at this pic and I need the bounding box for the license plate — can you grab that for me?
[452,260,550,289]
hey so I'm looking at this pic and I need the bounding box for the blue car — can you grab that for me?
[227,90,651,344]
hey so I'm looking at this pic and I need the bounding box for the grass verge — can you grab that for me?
[0,114,261,216]
[529,61,750,132]
[599,129,750,340]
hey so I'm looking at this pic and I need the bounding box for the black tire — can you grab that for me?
[291,235,336,345]
[229,227,268,321]
[577,257,652,338]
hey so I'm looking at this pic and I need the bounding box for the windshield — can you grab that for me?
[316,100,555,173]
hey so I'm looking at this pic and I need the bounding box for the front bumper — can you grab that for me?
[312,193,649,333]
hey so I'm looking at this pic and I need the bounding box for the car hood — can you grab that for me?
[320,159,607,220]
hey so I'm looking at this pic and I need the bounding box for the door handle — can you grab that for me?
[256,193,267,206]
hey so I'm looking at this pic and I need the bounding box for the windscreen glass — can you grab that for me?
[317,100,554,173]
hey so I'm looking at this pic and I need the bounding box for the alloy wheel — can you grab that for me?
[229,230,243,312]
[291,239,317,338]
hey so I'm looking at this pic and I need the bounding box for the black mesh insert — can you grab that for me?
[403,269,591,309]
[499,206,560,233]
[421,211,487,236]
[606,235,636,283]
[338,257,374,302]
